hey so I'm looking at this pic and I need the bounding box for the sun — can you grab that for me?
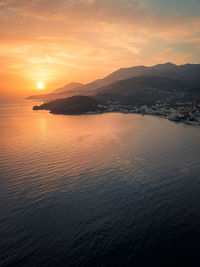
[37,82,44,90]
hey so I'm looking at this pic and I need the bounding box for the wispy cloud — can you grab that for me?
[0,0,200,97]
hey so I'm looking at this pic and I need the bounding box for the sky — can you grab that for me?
[0,0,200,98]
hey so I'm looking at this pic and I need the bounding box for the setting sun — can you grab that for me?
[37,82,44,90]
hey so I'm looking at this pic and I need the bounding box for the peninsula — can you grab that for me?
[32,63,200,125]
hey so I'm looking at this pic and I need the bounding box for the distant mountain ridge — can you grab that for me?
[27,62,200,100]
[100,62,200,87]
[95,75,187,96]
[54,82,83,93]
[27,82,84,100]
[92,75,190,106]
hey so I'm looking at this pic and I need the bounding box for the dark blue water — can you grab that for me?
[0,100,200,266]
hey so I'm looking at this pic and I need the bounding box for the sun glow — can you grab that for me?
[37,82,44,90]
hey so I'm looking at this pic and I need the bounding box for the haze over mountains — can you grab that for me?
[28,62,200,101]
[54,82,83,94]
[28,82,84,100]
[33,62,200,115]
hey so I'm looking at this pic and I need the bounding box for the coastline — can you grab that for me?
[46,109,200,127]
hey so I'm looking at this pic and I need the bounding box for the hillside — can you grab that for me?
[95,76,187,96]
[33,95,99,114]
[54,82,83,93]
[27,63,200,101]
[27,82,84,100]
[100,62,200,87]
[91,76,188,106]
[64,62,200,94]
[33,72,200,114]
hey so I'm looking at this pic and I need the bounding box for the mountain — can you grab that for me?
[33,95,99,114]
[27,82,84,100]
[33,74,199,112]
[28,63,200,101]
[91,75,188,106]
[33,71,200,114]
[54,82,83,93]
[72,62,200,94]
[94,62,200,89]
[95,76,186,96]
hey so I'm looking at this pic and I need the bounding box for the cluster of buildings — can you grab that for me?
[95,101,200,126]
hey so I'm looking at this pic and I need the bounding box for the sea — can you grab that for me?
[0,99,200,267]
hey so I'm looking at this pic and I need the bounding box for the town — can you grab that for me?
[87,100,200,126]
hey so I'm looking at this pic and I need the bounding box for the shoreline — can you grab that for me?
[47,109,200,127]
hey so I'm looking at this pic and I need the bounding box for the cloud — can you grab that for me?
[0,0,200,97]
[0,0,199,38]
[80,0,95,4]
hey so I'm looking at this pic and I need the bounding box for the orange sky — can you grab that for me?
[0,0,200,98]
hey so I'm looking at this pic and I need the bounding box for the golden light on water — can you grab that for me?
[37,82,44,90]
